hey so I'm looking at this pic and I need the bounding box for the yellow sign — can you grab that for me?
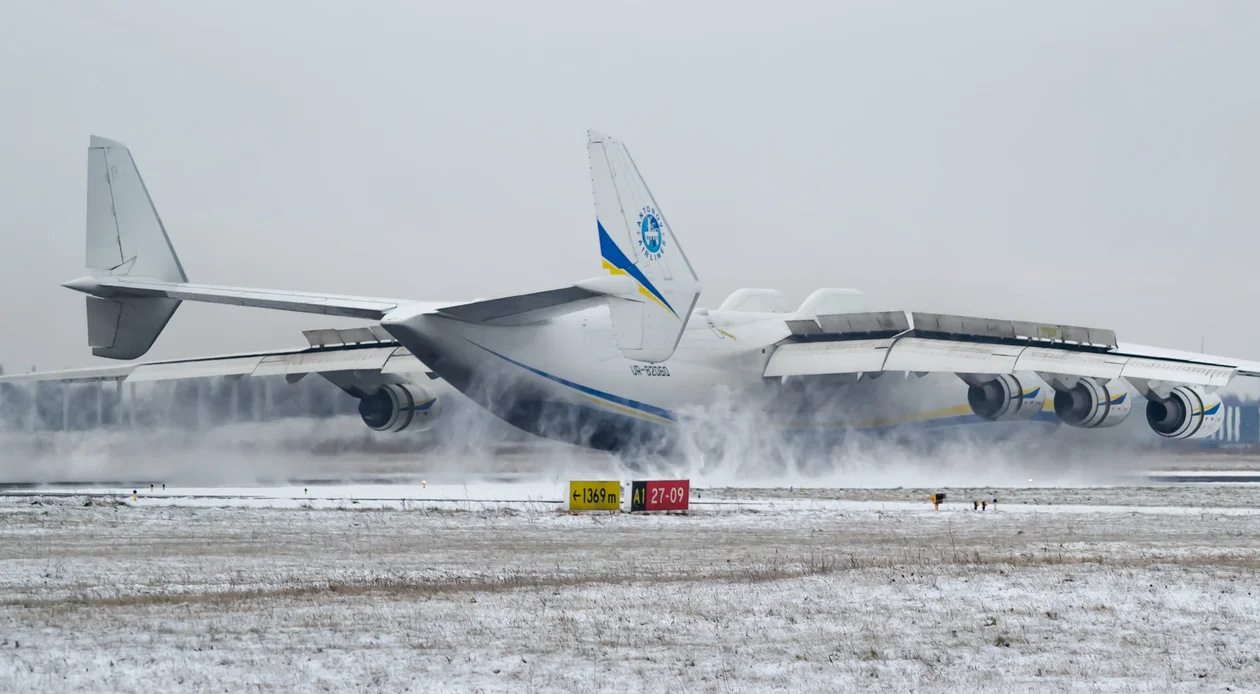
[568,480,621,511]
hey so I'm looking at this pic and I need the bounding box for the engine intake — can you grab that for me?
[357,384,442,432]
[1052,378,1131,428]
[966,375,1046,422]
[1145,386,1223,440]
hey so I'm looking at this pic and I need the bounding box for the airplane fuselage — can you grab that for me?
[380,305,1056,455]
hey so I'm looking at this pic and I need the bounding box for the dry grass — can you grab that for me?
[4,493,1260,692]
[8,542,1258,613]
[0,553,976,610]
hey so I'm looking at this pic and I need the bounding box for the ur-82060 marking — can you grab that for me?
[629,365,670,377]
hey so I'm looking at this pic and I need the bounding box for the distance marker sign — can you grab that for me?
[568,480,620,511]
[630,480,690,512]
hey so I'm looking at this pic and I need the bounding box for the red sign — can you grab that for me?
[631,479,689,512]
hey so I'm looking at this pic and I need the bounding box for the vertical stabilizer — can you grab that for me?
[84,136,185,359]
[588,131,701,363]
[87,136,187,282]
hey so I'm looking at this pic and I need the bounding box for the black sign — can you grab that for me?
[630,481,647,512]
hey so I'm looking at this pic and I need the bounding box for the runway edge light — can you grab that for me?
[929,492,946,510]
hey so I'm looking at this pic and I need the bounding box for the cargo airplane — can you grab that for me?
[4,132,1257,456]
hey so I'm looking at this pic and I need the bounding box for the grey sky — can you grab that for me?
[1,1,1257,372]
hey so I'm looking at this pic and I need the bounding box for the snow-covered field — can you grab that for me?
[3,484,1260,692]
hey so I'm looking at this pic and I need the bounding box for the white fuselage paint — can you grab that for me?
[380,306,1053,453]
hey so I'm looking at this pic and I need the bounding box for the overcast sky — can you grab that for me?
[1,1,1257,372]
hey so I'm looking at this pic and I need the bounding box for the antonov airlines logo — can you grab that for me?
[638,206,665,260]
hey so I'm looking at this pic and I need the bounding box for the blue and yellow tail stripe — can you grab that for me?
[598,220,677,318]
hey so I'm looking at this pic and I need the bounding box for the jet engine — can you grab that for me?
[1145,386,1223,440]
[1052,377,1131,428]
[965,375,1046,421]
[357,384,442,432]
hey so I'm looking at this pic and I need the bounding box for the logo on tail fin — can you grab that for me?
[638,206,665,260]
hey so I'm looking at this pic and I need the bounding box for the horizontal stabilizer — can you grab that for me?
[75,137,446,359]
[64,275,426,322]
[436,286,604,325]
[85,295,180,360]
[0,337,433,386]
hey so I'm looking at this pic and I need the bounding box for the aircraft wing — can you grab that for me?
[765,311,1260,397]
[0,327,432,386]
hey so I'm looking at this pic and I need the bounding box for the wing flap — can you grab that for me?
[127,357,265,382]
[251,347,397,376]
[1118,358,1235,389]
[1117,342,1260,378]
[381,350,431,374]
[1012,347,1128,380]
[0,365,135,384]
[763,340,894,377]
[881,338,1024,375]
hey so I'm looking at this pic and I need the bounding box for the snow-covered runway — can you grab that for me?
[3,483,1259,692]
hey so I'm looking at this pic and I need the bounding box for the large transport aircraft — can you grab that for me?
[4,132,1258,456]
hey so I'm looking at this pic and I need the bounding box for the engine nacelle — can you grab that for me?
[1145,386,1223,440]
[1052,377,1131,428]
[357,384,442,432]
[966,375,1047,421]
